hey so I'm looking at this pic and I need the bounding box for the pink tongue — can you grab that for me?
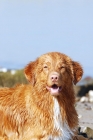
[50,87,59,94]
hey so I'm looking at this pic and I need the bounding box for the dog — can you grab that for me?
[0,52,87,140]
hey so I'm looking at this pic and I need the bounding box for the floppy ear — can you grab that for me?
[24,61,36,85]
[72,61,83,85]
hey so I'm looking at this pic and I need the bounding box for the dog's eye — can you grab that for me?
[43,65,48,69]
[61,66,65,68]
[43,65,48,73]
[60,66,65,69]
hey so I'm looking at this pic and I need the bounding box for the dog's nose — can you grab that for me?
[51,75,58,82]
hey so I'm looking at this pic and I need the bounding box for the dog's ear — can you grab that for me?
[72,61,83,85]
[24,61,37,85]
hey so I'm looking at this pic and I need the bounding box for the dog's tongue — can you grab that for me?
[50,87,59,94]
[46,85,62,96]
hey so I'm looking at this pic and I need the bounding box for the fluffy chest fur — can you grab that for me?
[49,98,74,140]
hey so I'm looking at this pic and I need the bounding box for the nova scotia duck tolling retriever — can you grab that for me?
[0,52,88,140]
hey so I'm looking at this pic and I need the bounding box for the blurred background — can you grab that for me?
[0,0,93,89]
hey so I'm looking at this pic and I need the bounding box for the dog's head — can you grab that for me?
[24,52,83,96]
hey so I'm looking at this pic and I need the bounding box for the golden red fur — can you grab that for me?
[0,52,87,140]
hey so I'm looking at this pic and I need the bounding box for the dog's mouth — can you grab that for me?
[46,84,62,96]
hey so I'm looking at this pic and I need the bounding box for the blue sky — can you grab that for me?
[0,0,93,77]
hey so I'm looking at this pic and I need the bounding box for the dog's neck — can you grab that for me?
[32,84,78,136]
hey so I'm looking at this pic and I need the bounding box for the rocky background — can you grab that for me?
[75,77,93,139]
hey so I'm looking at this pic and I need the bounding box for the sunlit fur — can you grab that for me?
[0,52,84,140]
